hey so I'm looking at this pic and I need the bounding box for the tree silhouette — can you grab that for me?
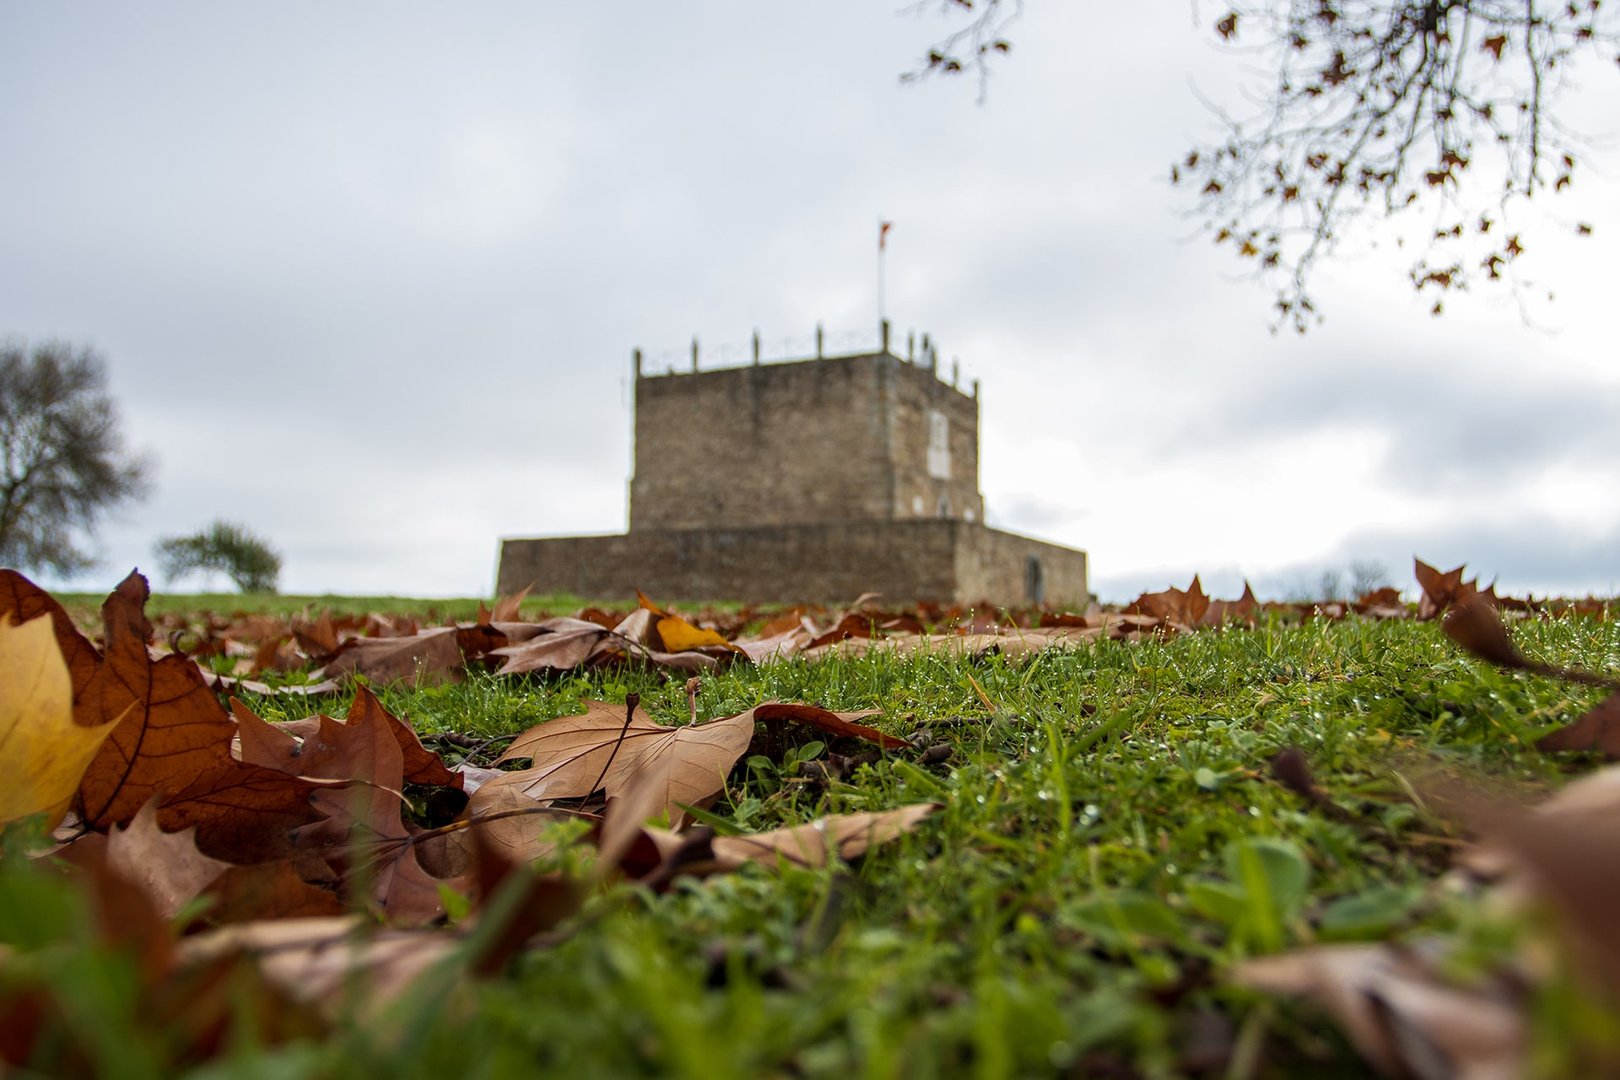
[155,520,282,594]
[0,340,150,576]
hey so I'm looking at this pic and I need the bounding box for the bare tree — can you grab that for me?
[1349,558,1391,595]
[0,340,151,576]
[905,1,1618,329]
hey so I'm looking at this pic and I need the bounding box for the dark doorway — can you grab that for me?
[1025,556,1045,604]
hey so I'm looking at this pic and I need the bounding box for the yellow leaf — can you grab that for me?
[0,614,120,827]
[656,614,741,653]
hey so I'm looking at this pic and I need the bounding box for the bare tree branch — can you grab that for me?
[0,339,151,575]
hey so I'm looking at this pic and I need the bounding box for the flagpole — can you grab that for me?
[877,218,891,333]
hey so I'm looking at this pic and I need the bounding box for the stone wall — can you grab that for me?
[496,521,1088,606]
[953,525,1090,605]
[884,359,984,523]
[628,352,982,532]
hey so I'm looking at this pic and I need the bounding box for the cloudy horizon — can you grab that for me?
[3,3,1617,604]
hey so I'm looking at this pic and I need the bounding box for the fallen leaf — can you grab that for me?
[1536,693,1620,757]
[74,572,322,861]
[347,685,461,788]
[491,699,753,816]
[1201,582,1259,627]
[490,584,531,623]
[1123,576,1210,628]
[273,699,454,924]
[176,916,457,1019]
[201,860,347,924]
[752,701,908,750]
[488,617,607,675]
[1442,596,1525,670]
[1235,941,1526,1080]
[709,803,940,870]
[453,781,579,869]
[0,569,102,707]
[324,624,506,687]
[0,613,121,827]
[105,797,231,919]
[1415,558,1475,620]
[656,612,743,654]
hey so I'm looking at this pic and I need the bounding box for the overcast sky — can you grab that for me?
[3,2,1617,602]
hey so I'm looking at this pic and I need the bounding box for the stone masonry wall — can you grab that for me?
[499,521,955,603]
[496,521,1088,605]
[630,355,892,531]
[884,360,983,523]
[628,353,982,532]
[953,525,1090,606]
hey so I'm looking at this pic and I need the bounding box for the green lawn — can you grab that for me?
[6,609,1617,1076]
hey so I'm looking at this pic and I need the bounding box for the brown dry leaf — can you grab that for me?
[176,916,457,1020]
[489,617,607,675]
[1442,596,1525,670]
[1536,692,1620,757]
[1201,582,1259,627]
[1235,942,1525,1080]
[1471,769,1620,991]
[465,827,584,976]
[75,572,322,861]
[752,702,908,750]
[755,607,809,638]
[709,803,940,870]
[1123,576,1210,628]
[595,754,677,877]
[232,698,304,771]
[293,613,341,660]
[202,861,346,924]
[323,624,506,687]
[105,798,231,920]
[232,694,458,789]
[490,699,753,815]
[451,781,579,870]
[806,611,880,650]
[490,585,532,623]
[731,626,811,664]
[1415,557,1476,620]
[276,702,454,924]
[346,685,461,788]
[1354,586,1406,617]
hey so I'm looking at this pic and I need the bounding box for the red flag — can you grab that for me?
[879,221,892,250]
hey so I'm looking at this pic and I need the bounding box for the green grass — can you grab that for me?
[8,612,1619,1076]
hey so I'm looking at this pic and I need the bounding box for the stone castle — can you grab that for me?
[495,325,1089,605]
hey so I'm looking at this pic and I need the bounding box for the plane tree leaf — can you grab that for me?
[73,571,323,861]
[0,569,102,705]
[490,699,754,817]
[104,797,232,920]
[708,803,940,870]
[0,612,120,827]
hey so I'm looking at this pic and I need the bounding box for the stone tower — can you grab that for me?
[495,327,1088,605]
[629,344,982,532]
